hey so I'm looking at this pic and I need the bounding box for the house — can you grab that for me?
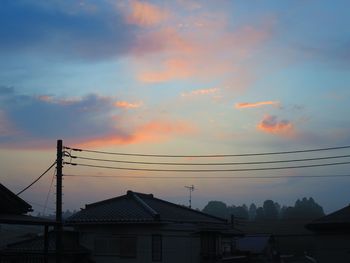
[66,190,241,263]
[1,230,90,263]
[0,183,88,263]
[305,205,350,263]
[239,219,314,258]
[0,183,32,215]
[306,204,350,232]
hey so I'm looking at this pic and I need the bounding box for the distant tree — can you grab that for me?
[235,205,249,219]
[249,203,257,221]
[282,197,324,219]
[274,202,281,218]
[255,207,265,221]
[202,201,228,219]
[280,205,289,218]
[281,206,294,219]
[263,200,279,220]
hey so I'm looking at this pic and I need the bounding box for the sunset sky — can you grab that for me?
[1,0,350,214]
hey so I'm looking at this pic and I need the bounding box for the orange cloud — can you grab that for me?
[181,88,219,97]
[126,0,168,27]
[257,115,294,136]
[235,101,280,109]
[77,120,196,148]
[139,59,195,82]
[132,10,272,86]
[37,95,54,102]
[115,100,143,109]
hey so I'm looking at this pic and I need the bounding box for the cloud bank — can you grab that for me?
[0,87,194,148]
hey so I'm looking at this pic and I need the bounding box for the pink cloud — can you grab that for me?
[257,115,294,136]
[139,58,195,82]
[125,0,169,27]
[37,95,54,102]
[235,101,280,109]
[76,120,196,148]
[181,88,219,97]
[114,100,143,109]
[127,4,272,86]
[37,95,83,105]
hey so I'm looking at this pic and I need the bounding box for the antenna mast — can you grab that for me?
[184,185,195,208]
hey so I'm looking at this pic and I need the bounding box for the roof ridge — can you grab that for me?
[0,183,33,213]
[128,191,160,220]
[84,194,127,208]
[150,195,227,223]
[314,205,350,221]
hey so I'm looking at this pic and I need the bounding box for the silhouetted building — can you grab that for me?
[66,190,241,263]
[0,183,88,263]
[1,231,90,263]
[305,204,350,263]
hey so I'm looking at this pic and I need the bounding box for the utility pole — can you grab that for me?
[56,140,63,263]
[184,185,195,208]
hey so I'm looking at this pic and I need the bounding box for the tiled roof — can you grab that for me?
[306,205,350,231]
[66,190,227,225]
[0,183,32,214]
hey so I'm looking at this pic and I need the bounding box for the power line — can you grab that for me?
[70,154,350,166]
[29,201,55,211]
[42,167,56,216]
[16,161,57,196]
[64,160,350,172]
[63,145,350,158]
[64,174,350,179]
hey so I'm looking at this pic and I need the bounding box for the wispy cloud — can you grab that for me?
[235,101,280,109]
[181,88,219,97]
[114,100,143,109]
[125,0,169,27]
[0,87,195,149]
[129,2,272,87]
[0,110,17,137]
[77,119,196,148]
[257,115,294,136]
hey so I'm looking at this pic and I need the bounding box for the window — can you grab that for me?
[94,236,137,257]
[94,237,119,255]
[152,235,162,262]
[120,236,137,258]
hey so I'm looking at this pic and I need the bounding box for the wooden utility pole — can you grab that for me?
[56,139,63,263]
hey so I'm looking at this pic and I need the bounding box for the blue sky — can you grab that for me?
[1,0,350,214]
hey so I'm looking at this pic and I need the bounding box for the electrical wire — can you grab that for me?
[70,154,350,166]
[64,145,350,158]
[64,160,350,172]
[42,167,56,216]
[16,161,57,196]
[29,201,55,211]
[64,174,350,179]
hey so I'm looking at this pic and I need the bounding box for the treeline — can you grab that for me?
[202,197,324,221]
[36,209,77,219]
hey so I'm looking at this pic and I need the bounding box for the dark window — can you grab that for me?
[94,237,119,255]
[120,236,137,258]
[152,235,162,262]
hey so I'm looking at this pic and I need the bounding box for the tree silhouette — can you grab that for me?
[202,200,228,219]
[249,203,257,221]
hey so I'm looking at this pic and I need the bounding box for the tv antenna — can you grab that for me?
[184,185,195,208]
